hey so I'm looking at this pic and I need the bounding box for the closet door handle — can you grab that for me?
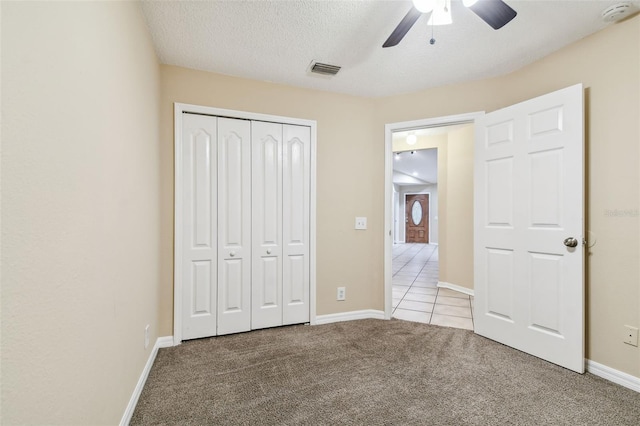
[229,251,236,257]
[266,249,272,255]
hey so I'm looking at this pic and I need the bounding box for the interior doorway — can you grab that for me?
[385,113,480,328]
[392,139,473,329]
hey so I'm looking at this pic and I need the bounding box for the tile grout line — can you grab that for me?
[393,244,438,319]
[396,244,474,328]
[392,244,425,314]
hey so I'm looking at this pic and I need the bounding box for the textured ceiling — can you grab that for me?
[140,0,638,98]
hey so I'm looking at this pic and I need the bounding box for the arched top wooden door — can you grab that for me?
[405,194,429,243]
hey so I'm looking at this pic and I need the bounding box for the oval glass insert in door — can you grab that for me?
[411,200,423,225]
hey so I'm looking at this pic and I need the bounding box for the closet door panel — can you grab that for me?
[181,113,217,340]
[251,122,283,329]
[217,118,251,335]
[282,124,311,325]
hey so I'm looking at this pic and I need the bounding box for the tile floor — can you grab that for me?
[392,243,474,331]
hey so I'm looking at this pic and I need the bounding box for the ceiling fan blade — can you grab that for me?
[468,0,517,30]
[383,7,425,48]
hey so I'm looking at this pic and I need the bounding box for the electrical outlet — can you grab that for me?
[355,217,367,230]
[337,287,346,301]
[144,324,150,349]
[623,325,638,346]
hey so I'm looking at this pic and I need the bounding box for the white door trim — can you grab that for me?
[174,103,317,345]
[384,112,484,319]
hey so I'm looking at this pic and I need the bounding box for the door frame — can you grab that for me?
[173,103,318,345]
[402,191,431,244]
[384,112,483,319]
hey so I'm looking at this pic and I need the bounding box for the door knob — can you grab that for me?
[229,251,236,257]
[266,249,272,254]
[563,237,578,248]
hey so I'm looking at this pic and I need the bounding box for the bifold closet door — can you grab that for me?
[181,113,218,340]
[181,114,309,339]
[282,124,311,325]
[251,121,283,329]
[252,122,311,328]
[217,118,252,335]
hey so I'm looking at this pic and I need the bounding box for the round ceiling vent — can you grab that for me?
[601,2,636,23]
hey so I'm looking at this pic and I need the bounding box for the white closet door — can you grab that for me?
[217,118,252,335]
[282,124,311,325]
[251,121,283,329]
[181,113,217,340]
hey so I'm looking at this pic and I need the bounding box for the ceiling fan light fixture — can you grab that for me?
[427,0,453,26]
[412,0,436,14]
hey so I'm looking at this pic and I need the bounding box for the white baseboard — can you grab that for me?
[120,336,173,426]
[586,359,640,393]
[437,281,474,297]
[315,309,385,325]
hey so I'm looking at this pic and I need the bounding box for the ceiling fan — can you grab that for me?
[383,0,517,48]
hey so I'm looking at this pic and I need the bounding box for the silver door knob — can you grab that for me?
[266,249,272,254]
[229,251,236,257]
[563,237,578,248]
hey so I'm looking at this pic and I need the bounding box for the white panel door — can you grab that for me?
[282,124,311,325]
[217,118,252,335]
[474,84,584,372]
[251,121,283,329]
[181,113,217,340]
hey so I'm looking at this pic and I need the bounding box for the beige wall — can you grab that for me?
[442,126,474,290]
[376,16,640,377]
[1,2,161,424]
[159,66,380,328]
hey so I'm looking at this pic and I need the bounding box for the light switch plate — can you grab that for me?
[355,217,367,230]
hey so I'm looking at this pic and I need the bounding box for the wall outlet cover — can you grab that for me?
[355,217,367,230]
[623,325,638,346]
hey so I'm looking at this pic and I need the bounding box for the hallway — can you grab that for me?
[392,243,474,330]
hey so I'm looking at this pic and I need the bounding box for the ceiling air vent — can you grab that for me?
[310,61,341,76]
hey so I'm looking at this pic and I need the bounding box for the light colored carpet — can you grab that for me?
[131,319,640,425]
